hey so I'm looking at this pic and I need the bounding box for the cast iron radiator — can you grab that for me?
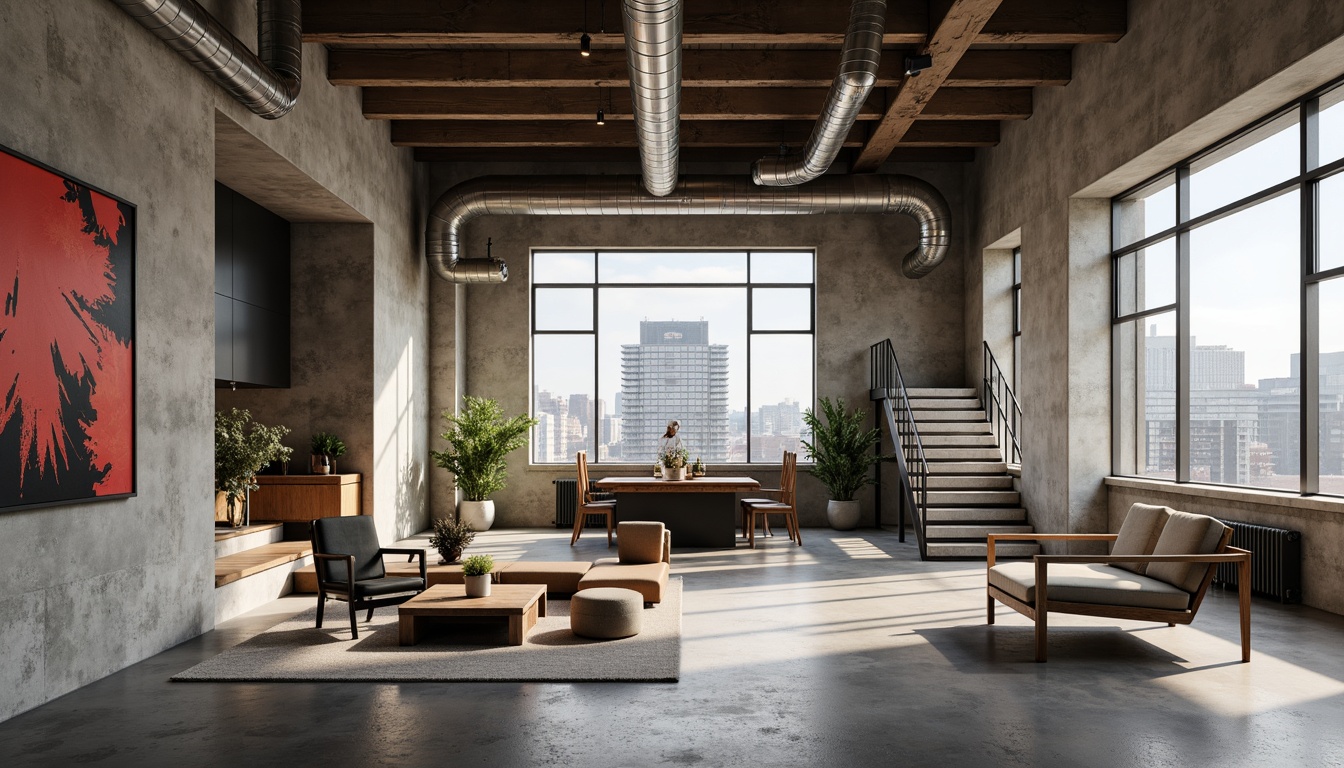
[1211,519,1302,603]
[552,479,611,528]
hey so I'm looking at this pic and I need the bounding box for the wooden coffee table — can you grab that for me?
[398,584,547,646]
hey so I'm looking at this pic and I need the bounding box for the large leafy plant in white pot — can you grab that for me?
[431,396,538,531]
[801,397,881,530]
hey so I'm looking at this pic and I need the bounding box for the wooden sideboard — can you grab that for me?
[248,474,362,522]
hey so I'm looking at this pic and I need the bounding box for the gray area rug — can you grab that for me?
[174,578,681,683]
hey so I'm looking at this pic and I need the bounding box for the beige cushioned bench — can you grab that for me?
[987,504,1251,663]
[578,521,671,604]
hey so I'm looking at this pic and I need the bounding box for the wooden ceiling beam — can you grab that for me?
[303,0,1122,46]
[852,0,1004,172]
[329,49,1071,89]
[390,120,999,148]
[364,86,1030,122]
[410,147,978,164]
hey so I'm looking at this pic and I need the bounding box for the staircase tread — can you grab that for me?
[215,541,312,588]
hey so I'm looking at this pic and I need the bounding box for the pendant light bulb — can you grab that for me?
[596,107,605,125]
[580,32,592,56]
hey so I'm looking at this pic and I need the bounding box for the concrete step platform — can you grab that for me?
[925,507,1029,522]
[926,475,1015,490]
[924,447,1004,461]
[926,461,1009,475]
[916,422,994,435]
[927,541,1040,559]
[908,398,982,410]
[214,523,284,558]
[214,540,313,625]
[913,409,987,422]
[919,433,998,447]
[907,388,977,398]
[927,489,1021,505]
[927,524,1035,538]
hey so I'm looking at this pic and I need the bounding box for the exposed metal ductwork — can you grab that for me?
[621,0,683,197]
[752,0,886,186]
[109,0,302,120]
[425,175,951,283]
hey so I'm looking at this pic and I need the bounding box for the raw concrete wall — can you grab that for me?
[968,0,1344,565]
[0,0,424,721]
[426,163,967,530]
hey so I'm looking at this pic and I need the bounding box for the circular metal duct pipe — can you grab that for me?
[622,0,683,197]
[109,0,302,120]
[426,175,951,283]
[752,0,887,186]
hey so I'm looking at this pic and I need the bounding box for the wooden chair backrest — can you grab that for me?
[779,451,797,507]
[576,451,591,506]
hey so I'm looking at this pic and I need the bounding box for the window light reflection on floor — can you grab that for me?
[831,537,893,559]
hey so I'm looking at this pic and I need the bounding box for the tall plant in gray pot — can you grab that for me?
[431,396,539,531]
[801,397,881,530]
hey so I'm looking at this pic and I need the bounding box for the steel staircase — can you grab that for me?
[870,340,1038,560]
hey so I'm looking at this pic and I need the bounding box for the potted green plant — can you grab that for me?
[462,554,495,598]
[801,397,881,530]
[310,432,347,475]
[428,516,477,564]
[431,396,539,531]
[659,445,690,480]
[215,408,292,527]
[692,457,706,478]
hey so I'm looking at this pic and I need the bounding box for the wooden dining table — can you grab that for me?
[593,476,762,548]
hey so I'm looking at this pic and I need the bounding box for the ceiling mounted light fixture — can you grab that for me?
[580,0,592,56]
[596,86,606,124]
[904,53,933,77]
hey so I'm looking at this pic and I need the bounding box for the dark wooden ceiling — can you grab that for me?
[301,0,1127,166]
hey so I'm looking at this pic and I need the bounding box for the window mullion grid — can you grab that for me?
[1176,166,1192,484]
[1302,100,1321,494]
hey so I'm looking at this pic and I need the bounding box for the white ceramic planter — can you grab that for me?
[661,466,687,481]
[464,573,492,598]
[459,499,495,531]
[827,499,861,530]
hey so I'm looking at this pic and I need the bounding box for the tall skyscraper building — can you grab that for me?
[620,320,731,462]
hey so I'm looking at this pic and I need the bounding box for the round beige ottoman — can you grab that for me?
[571,587,644,640]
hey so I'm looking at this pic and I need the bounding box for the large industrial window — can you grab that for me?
[531,249,815,465]
[1112,77,1344,496]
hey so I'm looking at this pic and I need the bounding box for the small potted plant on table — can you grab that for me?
[462,554,495,597]
[660,446,690,480]
[429,516,477,564]
[310,432,347,475]
[802,397,882,530]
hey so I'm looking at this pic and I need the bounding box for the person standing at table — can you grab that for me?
[659,419,685,458]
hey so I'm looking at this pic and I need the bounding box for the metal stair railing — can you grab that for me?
[981,341,1023,465]
[869,339,929,560]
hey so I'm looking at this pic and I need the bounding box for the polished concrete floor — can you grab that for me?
[2,527,1343,767]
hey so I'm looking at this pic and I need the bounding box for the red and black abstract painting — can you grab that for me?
[1,146,135,512]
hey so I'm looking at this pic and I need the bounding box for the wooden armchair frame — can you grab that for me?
[570,451,615,547]
[986,532,1251,663]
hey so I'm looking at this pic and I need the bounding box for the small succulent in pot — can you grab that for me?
[429,516,477,564]
[462,554,495,597]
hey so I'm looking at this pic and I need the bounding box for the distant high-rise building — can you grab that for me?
[620,320,731,462]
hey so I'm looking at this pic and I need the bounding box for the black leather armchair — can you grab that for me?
[310,516,427,639]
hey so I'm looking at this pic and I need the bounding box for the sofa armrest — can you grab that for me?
[662,530,671,564]
[381,547,427,583]
[312,552,355,593]
[986,533,1118,568]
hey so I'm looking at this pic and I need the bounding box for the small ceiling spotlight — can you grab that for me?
[580,32,592,57]
[904,53,933,77]
[595,86,606,124]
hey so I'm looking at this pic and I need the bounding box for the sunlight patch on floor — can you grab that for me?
[831,537,893,559]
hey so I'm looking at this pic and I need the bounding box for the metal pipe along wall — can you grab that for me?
[425,175,952,283]
[109,0,302,120]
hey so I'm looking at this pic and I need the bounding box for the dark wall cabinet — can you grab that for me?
[215,182,291,388]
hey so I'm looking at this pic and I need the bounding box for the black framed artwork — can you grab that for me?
[0,144,136,512]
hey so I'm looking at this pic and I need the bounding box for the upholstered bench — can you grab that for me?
[497,561,592,594]
[570,587,644,639]
[987,503,1252,663]
[578,521,671,604]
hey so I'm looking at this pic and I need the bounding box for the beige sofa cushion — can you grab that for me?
[580,561,669,603]
[989,562,1192,611]
[617,521,666,565]
[1110,502,1171,575]
[1146,511,1228,592]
